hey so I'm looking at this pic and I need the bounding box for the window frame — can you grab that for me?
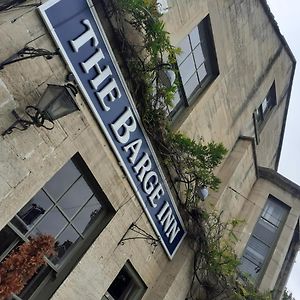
[169,15,219,118]
[253,82,277,144]
[102,261,147,300]
[1,153,115,300]
[238,195,289,284]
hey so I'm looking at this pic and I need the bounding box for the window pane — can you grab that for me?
[176,36,191,65]
[44,160,81,201]
[57,177,93,219]
[31,207,67,238]
[197,63,207,82]
[179,54,195,84]
[193,44,205,68]
[52,225,80,265]
[0,226,20,259]
[16,190,53,230]
[184,73,199,98]
[168,91,182,114]
[254,218,276,247]
[261,98,268,114]
[73,196,102,234]
[262,199,288,227]
[239,256,260,279]
[244,237,268,266]
[189,26,200,49]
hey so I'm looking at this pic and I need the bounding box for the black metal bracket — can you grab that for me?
[0,46,59,70]
[1,106,54,136]
[118,223,160,248]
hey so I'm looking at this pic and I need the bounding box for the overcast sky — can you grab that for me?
[267,0,300,298]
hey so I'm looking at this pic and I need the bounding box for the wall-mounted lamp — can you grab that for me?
[197,185,209,201]
[1,84,79,136]
[158,68,176,88]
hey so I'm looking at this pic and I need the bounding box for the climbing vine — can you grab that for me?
[102,0,272,299]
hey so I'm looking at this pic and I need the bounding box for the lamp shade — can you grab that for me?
[197,185,209,201]
[37,84,78,121]
[158,69,176,88]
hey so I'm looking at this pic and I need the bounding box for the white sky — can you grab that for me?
[267,0,300,298]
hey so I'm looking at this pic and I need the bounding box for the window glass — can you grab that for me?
[262,199,287,227]
[184,73,199,98]
[52,225,80,264]
[189,26,200,49]
[197,63,207,82]
[261,98,268,114]
[58,177,93,219]
[31,207,68,237]
[168,92,183,115]
[176,36,191,65]
[178,54,195,84]
[239,256,259,278]
[44,160,81,201]
[254,82,276,135]
[17,190,52,229]
[245,237,269,264]
[73,196,102,234]
[254,218,276,246]
[193,44,205,68]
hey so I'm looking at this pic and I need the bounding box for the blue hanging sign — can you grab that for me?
[39,0,186,258]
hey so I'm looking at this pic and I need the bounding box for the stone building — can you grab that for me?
[0,0,298,299]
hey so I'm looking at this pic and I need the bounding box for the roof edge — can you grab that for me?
[259,167,300,198]
[260,0,296,64]
[275,62,296,170]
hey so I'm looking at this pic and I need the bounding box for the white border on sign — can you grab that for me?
[38,0,186,259]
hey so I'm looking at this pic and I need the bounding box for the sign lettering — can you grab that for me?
[39,0,186,258]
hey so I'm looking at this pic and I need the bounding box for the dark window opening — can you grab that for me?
[102,261,147,300]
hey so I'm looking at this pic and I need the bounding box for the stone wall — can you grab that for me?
[162,0,294,170]
[0,0,296,299]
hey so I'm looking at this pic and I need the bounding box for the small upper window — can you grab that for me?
[102,261,147,300]
[169,15,219,116]
[254,82,276,132]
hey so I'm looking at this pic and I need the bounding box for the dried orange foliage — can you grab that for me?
[0,235,55,300]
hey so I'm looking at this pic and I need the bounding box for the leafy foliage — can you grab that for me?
[166,132,227,202]
[104,0,226,202]
[0,235,55,300]
[104,0,271,299]
[282,288,295,300]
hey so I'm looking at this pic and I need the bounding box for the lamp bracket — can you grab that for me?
[0,46,59,70]
[118,223,160,248]
[1,106,54,136]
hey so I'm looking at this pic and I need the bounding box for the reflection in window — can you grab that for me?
[169,15,219,116]
[0,153,114,300]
